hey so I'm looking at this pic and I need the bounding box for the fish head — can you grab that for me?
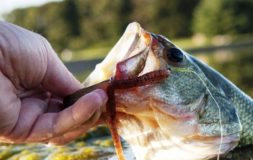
[84,22,242,160]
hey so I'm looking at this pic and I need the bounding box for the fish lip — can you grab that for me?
[150,33,176,49]
[115,91,206,119]
[114,89,208,124]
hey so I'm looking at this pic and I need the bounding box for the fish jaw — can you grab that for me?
[114,88,240,160]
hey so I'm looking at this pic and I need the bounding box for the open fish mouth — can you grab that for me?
[83,22,163,86]
[83,22,241,160]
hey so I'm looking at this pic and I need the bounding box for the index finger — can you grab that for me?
[26,89,107,142]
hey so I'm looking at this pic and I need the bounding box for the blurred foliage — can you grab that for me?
[130,0,200,37]
[4,0,200,52]
[4,0,253,52]
[193,0,253,36]
[5,0,253,52]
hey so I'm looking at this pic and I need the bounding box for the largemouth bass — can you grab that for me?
[76,22,253,160]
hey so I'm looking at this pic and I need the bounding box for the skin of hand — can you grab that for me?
[0,21,108,145]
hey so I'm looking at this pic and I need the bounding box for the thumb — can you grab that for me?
[42,46,82,97]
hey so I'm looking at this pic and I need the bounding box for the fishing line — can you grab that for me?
[171,67,223,160]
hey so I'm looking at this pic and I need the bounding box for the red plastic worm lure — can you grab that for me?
[106,69,169,160]
[63,69,170,160]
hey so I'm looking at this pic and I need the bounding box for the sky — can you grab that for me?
[0,0,61,18]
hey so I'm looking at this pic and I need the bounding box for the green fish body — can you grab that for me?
[84,22,253,160]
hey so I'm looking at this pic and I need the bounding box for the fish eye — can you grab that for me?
[166,47,184,63]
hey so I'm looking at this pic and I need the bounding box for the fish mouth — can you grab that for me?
[83,22,161,87]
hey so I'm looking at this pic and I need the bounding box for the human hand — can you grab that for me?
[0,21,108,144]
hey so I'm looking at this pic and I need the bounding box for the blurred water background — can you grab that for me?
[0,0,253,159]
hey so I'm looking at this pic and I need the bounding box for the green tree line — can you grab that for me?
[4,0,253,52]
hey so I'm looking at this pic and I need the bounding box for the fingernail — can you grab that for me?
[93,89,108,105]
